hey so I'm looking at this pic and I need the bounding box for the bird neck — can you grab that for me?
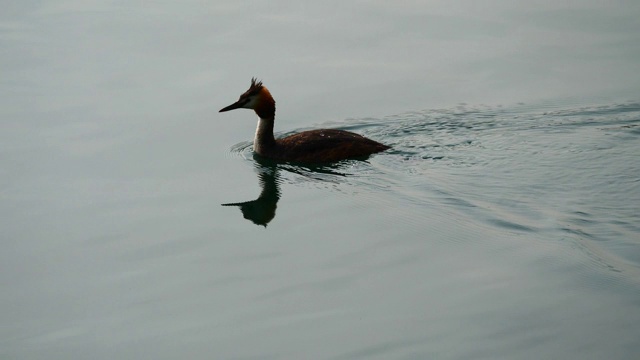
[254,116,276,155]
[252,89,277,155]
[254,89,276,120]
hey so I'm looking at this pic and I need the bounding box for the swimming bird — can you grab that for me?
[219,78,390,163]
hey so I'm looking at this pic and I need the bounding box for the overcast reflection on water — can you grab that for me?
[2,1,640,359]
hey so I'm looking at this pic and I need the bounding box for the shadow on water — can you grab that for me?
[221,154,354,227]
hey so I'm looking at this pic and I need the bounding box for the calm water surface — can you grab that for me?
[2,1,640,359]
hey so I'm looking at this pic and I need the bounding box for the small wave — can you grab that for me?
[224,99,640,281]
[226,140,253,161]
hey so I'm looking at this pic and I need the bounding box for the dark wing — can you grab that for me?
[276,129,389,162]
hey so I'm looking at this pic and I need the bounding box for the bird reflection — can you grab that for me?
[222,156,351,227]
[222,159,281,227]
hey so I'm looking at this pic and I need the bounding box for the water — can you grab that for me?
[2,2,640,359]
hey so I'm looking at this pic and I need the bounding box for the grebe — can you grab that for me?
[219,78,390,163]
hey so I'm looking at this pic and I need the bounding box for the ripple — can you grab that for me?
[488,219,535,233]
[226,140,253,160]
[224,100,640,278]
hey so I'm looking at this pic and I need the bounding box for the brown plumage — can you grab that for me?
[219,78,390,163]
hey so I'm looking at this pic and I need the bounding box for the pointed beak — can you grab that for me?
[219,100,244,112]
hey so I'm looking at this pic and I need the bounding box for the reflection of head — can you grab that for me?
[222,196,277,227]
[222,163,280,227]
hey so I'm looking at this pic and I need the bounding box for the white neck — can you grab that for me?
[253,117,275,155]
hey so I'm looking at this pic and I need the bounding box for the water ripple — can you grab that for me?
[356,100,640,275]
[226,101,640,277]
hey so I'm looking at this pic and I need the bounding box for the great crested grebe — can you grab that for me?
[219,78,390,163]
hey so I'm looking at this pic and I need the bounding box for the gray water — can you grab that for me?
[2,2,640,359]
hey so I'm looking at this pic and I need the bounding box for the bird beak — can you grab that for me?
[219,100,244,112]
